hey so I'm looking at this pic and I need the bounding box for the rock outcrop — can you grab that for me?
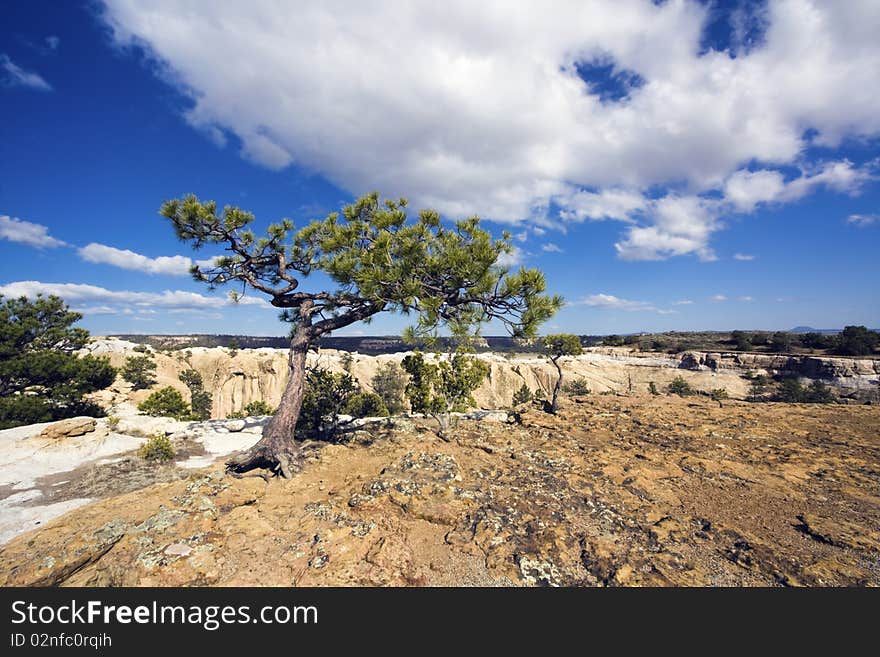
[39,417,97,440]
[2,396,878,587]
[82,339,879,416]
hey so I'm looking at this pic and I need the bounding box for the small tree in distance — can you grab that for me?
[401,350,489,439]
[542,334,583,413]
[121,354,157,390]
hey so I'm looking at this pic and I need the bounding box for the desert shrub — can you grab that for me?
[339,352,354,373]
[371,362,408,414]
[667,376,693,396]
[402,350,489,437]
[138,386,190,419]
[775,378,806,403]
[227,338,240,358]
[243,400,275,416]
[297,368,359,442]
[648,381,659,395]
[106,415,120,430]
[132,344,151,354]
[603,334,624,347]
[138,433,175,462]
[512,383,534,406]
[121,355,157,390]
[343,392,389,418]
[745,373,770,401]
[730,330,752,351]
[710,388,729,406]
[799,332,834,350]
[178,369,212,420]
[563,378,591,395]
[226,410,247,419]
[806,380,836,403]
[836,325,879,356]
[770,331,794,353]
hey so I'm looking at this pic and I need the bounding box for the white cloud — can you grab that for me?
[496,246,526,268]
[0,215,67,248]
[0,54,52,91]
[711,294,727,302]
[733,253,756,261]
[847,213,878,227]
[100,0,880,259]
[583,293,653,311]
[513,230,528,243]
[739,295,754,302]
[673,299,694,305]
[78,242,194,276]
[541,243,563,253]
[0,281,270,314]
[532,227,546,236]
[723,160,875,213]
[614,195,720,261]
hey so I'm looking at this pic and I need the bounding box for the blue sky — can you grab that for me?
[1,0,878,337]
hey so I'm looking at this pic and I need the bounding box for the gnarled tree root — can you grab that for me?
[225,440,325,479]
[226,444,302,479]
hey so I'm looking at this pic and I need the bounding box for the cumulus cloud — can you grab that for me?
[847,213,878,227]
[0,281,270,314]
[496,246,526,268]
[0,215,67,248]
[580,293,673,315]
[723,160,875,213]
[78,243,194,275]
[0,54,52,91]
[100,0,880,260]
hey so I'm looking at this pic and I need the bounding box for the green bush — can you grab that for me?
[178,369,212,420]
[562,378,591,395]
[121,355,157,390]
[805,380,835,403]
[138,386,190,419]
[730,330,752,351]
[297,368,359,441]
[245,400,275,416]
[836,326,879,356]
[371,362,408,415]
[344,392,389,418]
[648,381,659,395]
[138,433,175,462]
[402,350,489,436]
[770,332,794,353]
[710,388,729,406]
[512,383,534,406]
[667,376,693,396]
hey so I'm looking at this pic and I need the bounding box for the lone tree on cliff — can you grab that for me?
[542,334,583,413]
[161,192,562,477]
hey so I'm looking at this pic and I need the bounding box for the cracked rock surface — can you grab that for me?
[1,395,878,586]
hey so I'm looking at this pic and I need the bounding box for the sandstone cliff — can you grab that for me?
[82,339,879,417]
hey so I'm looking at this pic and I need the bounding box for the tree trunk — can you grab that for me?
[550,357,563,413]
[226,322,311,478]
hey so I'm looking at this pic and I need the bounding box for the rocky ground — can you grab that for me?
[1,395,878,587]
